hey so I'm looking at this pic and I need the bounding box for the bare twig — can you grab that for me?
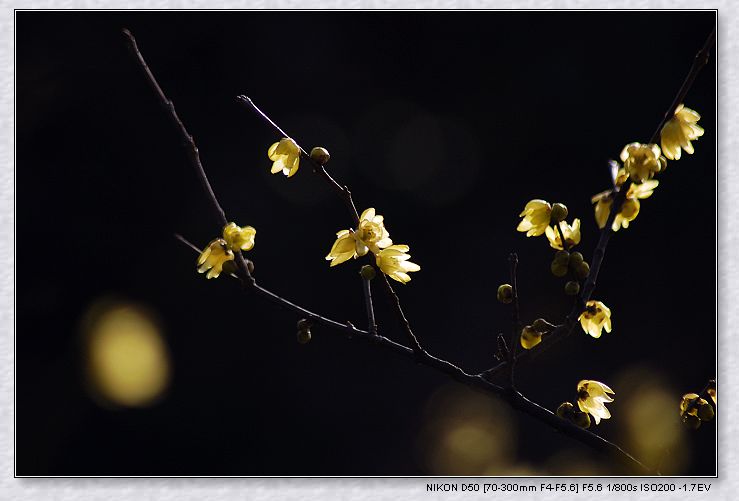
[123,29,254,285]
[507,253,520,385]
[236,95,360,225]
[128,29,652,474]
[362,273,378,336]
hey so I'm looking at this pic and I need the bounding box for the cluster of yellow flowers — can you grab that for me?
[326,208,420,283]
[592,104,703,231]
[197,222,256,279]
[517,200,581,249]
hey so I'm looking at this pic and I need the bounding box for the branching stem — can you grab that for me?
[126,28,659,474]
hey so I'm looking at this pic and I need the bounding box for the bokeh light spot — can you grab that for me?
[83,301,170,407]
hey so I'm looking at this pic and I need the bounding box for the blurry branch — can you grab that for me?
[482,26,716,375]
[127,28,652,474]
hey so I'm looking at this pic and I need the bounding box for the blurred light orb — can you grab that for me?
[84,301,170,407]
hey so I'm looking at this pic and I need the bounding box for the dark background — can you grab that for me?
[16,10,716,475]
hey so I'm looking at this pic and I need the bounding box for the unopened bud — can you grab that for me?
[681,413,701,430]
[556,402,574,419]
[497,284,514,304]
[297,318,312,331]
[572,411,591,429]
[565,281,580,296]
[532,318,555,333]
[551,261,568,277]
[697,401,715,421]
[310,146,331,165]
[360,265,376,281]
[575,261,590,280]
[246,260,255,274]
[554,250,570,264]
[569,251,584,268]
[297,329,312,344]
[551,203,568,222]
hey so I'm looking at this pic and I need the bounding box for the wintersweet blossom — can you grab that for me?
[620,142,667,183]
[578,300,612,338]
[325,230,359,267]
[325,208,393,266]
[660,104,704,160]
[545,219,581,250]
[354,208,393,255]
[375,245,420,284]
[592,179,658,231]
[268,137,301,177]
[222,222,256,251]
[197,239,235,279]
[577,380,615,425]
[517,199,552,237]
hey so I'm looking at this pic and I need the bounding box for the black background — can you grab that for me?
[16,10,716,475]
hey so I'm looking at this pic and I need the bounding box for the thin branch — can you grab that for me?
[236,95,360,225]
[380,274,426,358]
[507,253,520,384]
[123,29,254,285]
[362,274,378,336]
[127,29,652,474]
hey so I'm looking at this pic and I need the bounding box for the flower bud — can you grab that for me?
[246,260,255,274]
[569,251,584,267]
[520,326,542,349]
[532,318,555,333]
[310,147,331,165]
[556,402,574,419]
[554,250,570,264]
[297,318,312,331]
[360,264,376,281]
[497,284,513,304]
[564,281,580,296]
[697,401,715,421]
[681,413,701,430]
[297,329,312,344]
[575,261,590,280]
[551,203,568,222]
[551,261,568,277]
[572,411,591,429]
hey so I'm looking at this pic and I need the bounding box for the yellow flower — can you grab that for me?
[355,208,393,255]
[268,137,301,177]
[578,300,612,338]
[620,142,667,183]
[222,222,256,251]
[577,380,615,425]
[517,199,552,237]
[325,229,358,267]
[679,393,704,417]
[375,245,420,283]
[520,326,542,350]
[544,219,581,250]
[325,208,393,266]
[591,179,658,231]
[660,104,704,160]
[197,239,235,279]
